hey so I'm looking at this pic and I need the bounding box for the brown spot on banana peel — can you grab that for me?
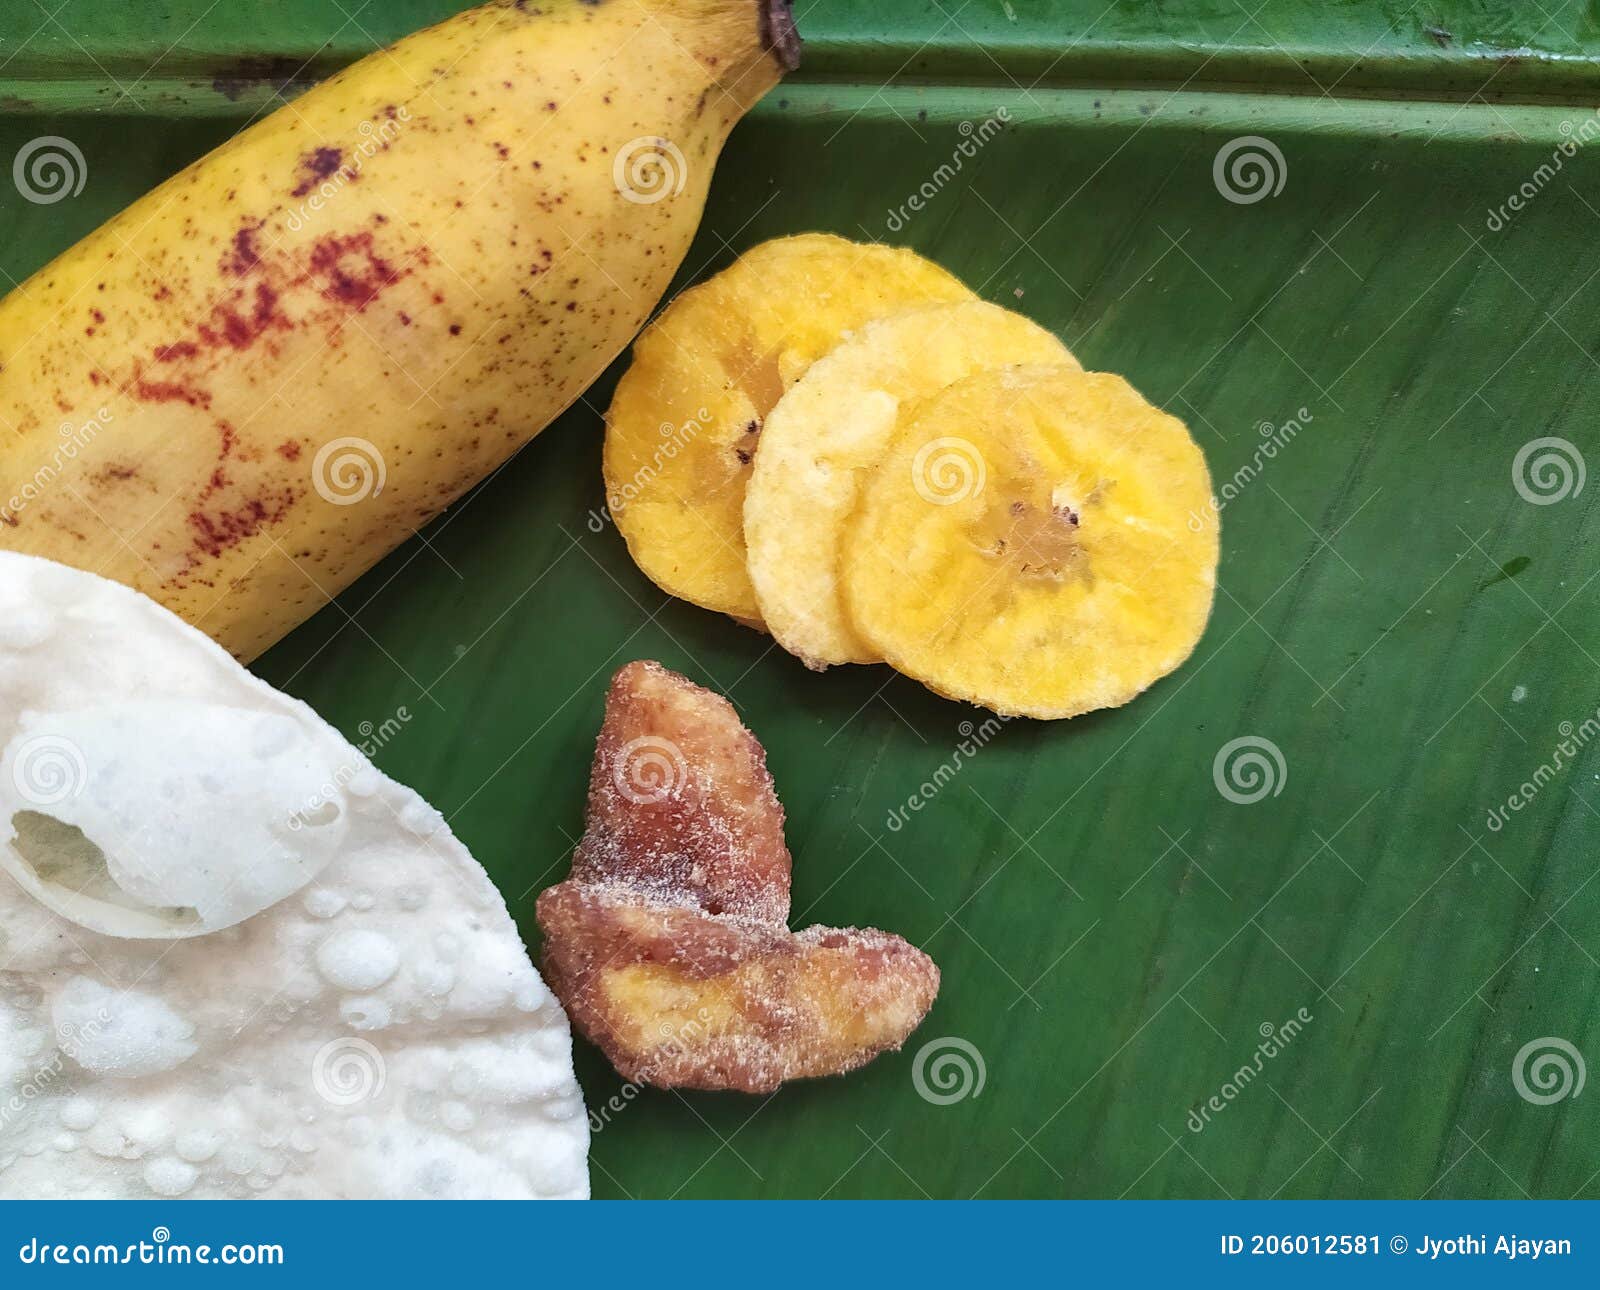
[290,147,344,198]
[127,364,211,408]
[0,0,797,660]
[188,488,299,560]
[307,231,410,310]
[138,238,401,395]
[221,222,265,276]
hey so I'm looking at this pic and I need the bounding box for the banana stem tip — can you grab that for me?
[760,0,802,74]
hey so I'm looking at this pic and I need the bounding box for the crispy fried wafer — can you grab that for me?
[537,661,939,1092]
[745,301,1076,667]
[841,366,1218,719]
[603,234,972,623]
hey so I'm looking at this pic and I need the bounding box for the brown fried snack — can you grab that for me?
[537,660,939,1092]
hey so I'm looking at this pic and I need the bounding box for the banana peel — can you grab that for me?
[0,0,799,659]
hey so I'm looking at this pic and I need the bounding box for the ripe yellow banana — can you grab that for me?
[0,0,798,658]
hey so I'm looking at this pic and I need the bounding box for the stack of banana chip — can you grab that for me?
[605,234,1219,720]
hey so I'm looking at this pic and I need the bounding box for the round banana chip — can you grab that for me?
[842,366,1219,719]
[745,301,1077,668]
[603,233,972,623]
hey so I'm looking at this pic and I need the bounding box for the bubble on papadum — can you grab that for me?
[0,700,352,938]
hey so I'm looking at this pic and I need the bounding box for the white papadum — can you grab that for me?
[0,552,588,1199]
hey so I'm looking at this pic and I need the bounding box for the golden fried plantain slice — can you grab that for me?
[745,301,1077,668]
[537,885,940,1093]
[570,658,791,923]
[841,366,1218,719]
[603,234,972,623]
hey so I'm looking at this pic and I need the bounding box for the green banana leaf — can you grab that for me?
[3,0,1600,1198]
